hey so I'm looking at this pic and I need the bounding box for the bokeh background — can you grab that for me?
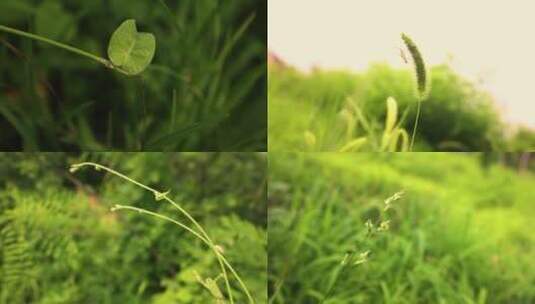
[268,0,535,151]
[269,152,535,303]
[0,0,266,151]
[0,152,267,303]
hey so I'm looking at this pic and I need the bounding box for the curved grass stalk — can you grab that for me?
[0,25,129,75]
[112,204,256,304]
[110,205,209,243]
[160,195,237,303]
[70,162,255,304]
[114,204,239,302]
[70,163,234,303]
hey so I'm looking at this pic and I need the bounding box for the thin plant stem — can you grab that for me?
[70,163,234,303]
[319,252,355,304]
[110,204,209,243]
[0,24,128,75]
[70,162,255,303]
[162,197,237,303]
[112,204,253,304]
[410,99,422,151]
[320,199,391,304]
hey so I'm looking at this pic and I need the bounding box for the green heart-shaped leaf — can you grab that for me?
[107,19,155,75]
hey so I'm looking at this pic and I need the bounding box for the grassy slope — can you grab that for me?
[268,64,514,152]
[269,67,358,152]
[268,153,535,303]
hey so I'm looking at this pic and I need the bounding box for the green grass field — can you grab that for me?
[269,64,535,152]
[268,153,535,303]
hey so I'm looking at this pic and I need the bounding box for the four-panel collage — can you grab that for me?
[1,1,534,303]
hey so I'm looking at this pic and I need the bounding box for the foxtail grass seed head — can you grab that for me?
[401,33,429,99]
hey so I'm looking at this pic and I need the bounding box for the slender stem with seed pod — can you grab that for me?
[401,33,429,151]
[69,162,255,304]
[318,251,355,304]
[319,191,403,303]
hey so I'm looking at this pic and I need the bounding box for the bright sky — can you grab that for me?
[268,0,535,128]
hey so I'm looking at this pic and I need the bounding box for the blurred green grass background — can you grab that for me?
[268,152,535,303]
[269,62,535,151]
[0,0,266,151]
[0,152,267,303]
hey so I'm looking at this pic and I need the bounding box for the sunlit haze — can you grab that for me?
[268,0,535,128]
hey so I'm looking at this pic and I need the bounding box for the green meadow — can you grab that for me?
[269,63,535,152]
[268,152,535,303]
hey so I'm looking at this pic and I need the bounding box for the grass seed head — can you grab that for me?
[377,220,391,232]
[384,190,404,211]
[401,33,429,99]
[354,250,370,266]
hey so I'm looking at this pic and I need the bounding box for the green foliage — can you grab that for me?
[302,96,409,152]
[509,128,535,151]
[269,63,512,151]
[268,153,535,303]
[108,19,155,75]
[0,153,267,303]
[35,0,75,41]
[0,0,266,151]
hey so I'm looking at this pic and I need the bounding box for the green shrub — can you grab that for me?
[269,63,509,151]
[0,153,267,303]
